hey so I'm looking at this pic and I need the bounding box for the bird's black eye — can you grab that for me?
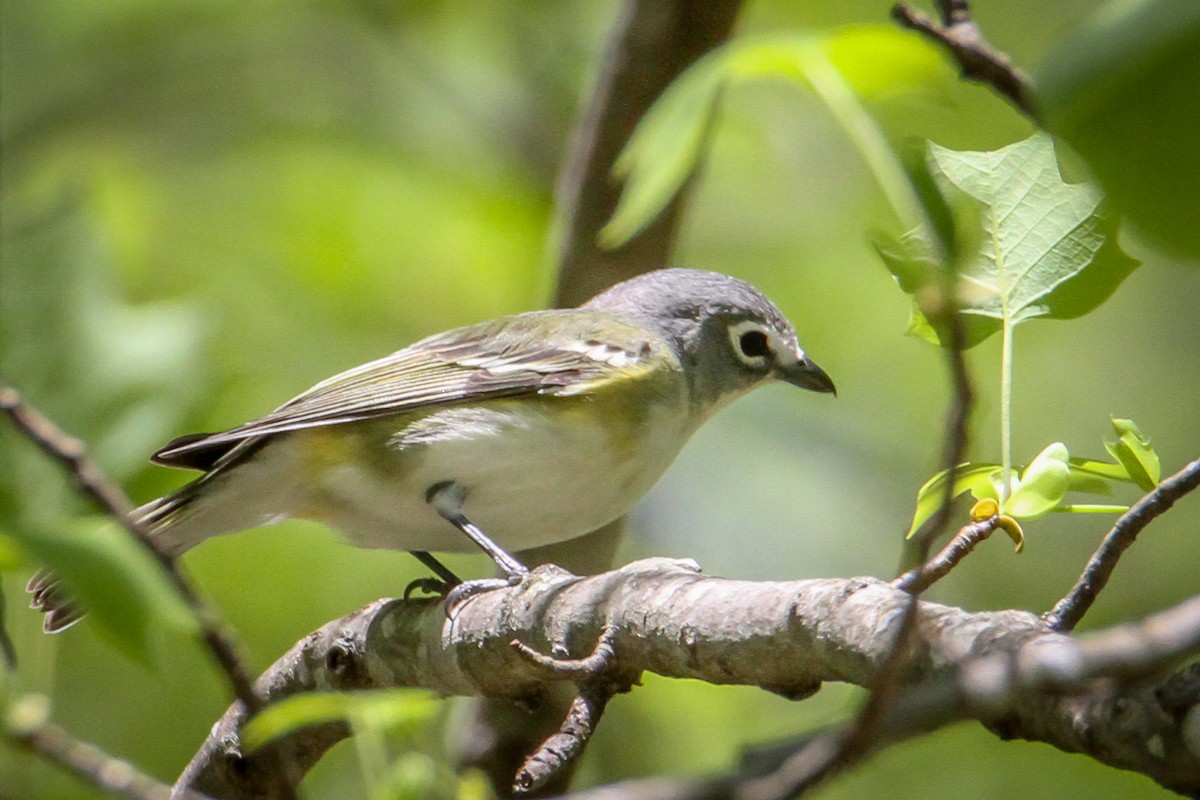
[738,329,771,358]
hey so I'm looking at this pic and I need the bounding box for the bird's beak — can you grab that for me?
[779,354,836,396]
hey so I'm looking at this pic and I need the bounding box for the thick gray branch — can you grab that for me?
[175,559,1200,799]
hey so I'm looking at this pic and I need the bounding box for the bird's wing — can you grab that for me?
[152,309,677,470]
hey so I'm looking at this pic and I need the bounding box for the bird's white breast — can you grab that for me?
[307,393,692,554]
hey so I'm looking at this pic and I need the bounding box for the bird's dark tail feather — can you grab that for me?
[27,569,86,633]
[26,487,200,634]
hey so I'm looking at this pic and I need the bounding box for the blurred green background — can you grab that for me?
[2,1,1197,798]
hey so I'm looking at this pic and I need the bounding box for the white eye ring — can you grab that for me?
[728,320,778,367]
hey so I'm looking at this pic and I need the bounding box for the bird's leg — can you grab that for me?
[426,481,530,580]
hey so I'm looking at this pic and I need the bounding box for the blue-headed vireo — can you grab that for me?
[30,268,834,631]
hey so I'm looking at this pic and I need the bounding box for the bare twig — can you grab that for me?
[736,603,924,799]
[904,303,976,571]
[515,686,614,796]
[511,627,635,794]
[4,696,211,800]
[0,380,264,716]
[891,0,1037,118]
[511,626,622,680]
[892,515,1000,594]
[1044,457,1200,632]
[0,382,137,519]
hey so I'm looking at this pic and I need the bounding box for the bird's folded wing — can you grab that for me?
[152,310,675,470]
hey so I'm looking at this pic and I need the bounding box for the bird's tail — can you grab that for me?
[29,438,297,633]
[27,484,206,633]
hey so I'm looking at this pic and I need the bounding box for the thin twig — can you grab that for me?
[892,0,1037,119]
[511,627,634,794]
[0,383,137,518]
[811,289,975,792]
[738,602,925,800]
[515,686,614,796]
[4,696,211,800]
[892,515,999,594]
[1044,457,1200,632]
[511,626,621,680]
[2,381,304,800]
[0,381,262,713]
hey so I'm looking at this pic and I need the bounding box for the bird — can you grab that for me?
[29,268,834,632]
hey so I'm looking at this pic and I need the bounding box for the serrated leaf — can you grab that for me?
[1007,443,1071,520]
[12,518,195,663]
[906,463,1001,538]
[888,134,1139,348]
[1105,418,1160,491]
[242,689,437,751]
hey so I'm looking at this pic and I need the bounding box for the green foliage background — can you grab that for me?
[1,1,1197,798]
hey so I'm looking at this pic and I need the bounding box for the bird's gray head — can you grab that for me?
[583,268,835,411]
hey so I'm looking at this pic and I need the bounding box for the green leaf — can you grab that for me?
[1105,418,1161,491]
[1066,457,1124,494]
[0,532,26,667]
[603,27,950,246]
[1038,0,1200,258]
[601,57,725,248]
[874,227,994,347]
[1007,443,1071,520]
[885,134,1139,349]
[11,518,195,663]
[242,689,437,751]
[906,462,1001,538]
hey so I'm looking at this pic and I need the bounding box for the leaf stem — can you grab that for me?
[1000,317,1014,502]
[1055,504,1130,514]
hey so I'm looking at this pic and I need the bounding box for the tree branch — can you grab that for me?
[176,560,1200,798]
[891,0,1037,118]
[1044,457,1200,632]
[892,515,1000,594]
[555,595,1200,800]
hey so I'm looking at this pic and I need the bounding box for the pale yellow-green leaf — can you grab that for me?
[1006,443,1071,520]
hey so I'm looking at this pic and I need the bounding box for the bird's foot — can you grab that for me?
[444,570,526,618]
[403,576,455,601]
